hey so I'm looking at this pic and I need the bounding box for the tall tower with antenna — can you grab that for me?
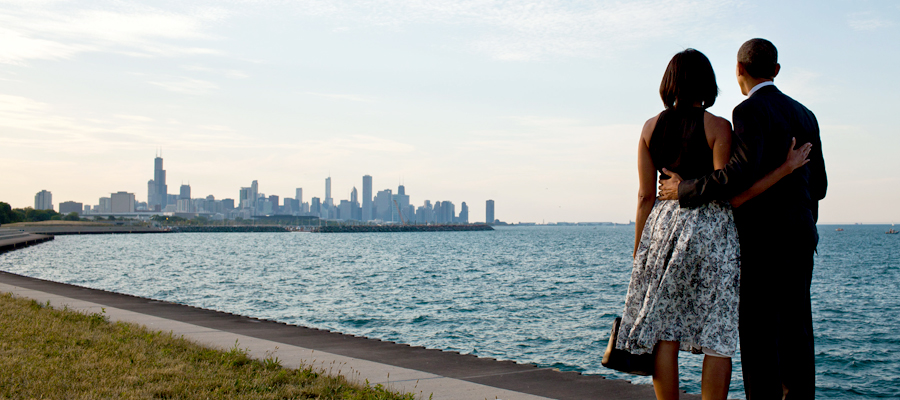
[148,148,167,211]
[325,176,332,207]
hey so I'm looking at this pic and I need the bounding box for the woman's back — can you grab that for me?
[648,107,714,181]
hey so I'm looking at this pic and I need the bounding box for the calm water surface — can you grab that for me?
[0,225,896,399]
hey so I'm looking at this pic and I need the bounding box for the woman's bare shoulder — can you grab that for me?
[641,112,662,141]
[703,111,732,133]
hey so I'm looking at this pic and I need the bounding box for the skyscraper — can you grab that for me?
[99,197,111,213]
[459,202,468,224]
[374,189,392,222]
[239,187,252,209]
[362,175,372,221]
[147,180,156,210]
[350,187,361,221]
[59,201,82,215]
[295,188,303,205]
[149,153,167,211]
[179,184,191,200]
[250,180,259,212]
[392,185,410,223]
[440,201,455,223]
[268,195,280,214]
[310,197,322,218]
[34,190,52,210]
[338,200,351,221]
[325,177,332,207]
[111,191,135,213]
[486,200,495,224]
[433,201,443,223]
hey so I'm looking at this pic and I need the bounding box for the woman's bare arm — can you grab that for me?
[634,115,659,258]
[705,113,733,170]
[730,138,812,208]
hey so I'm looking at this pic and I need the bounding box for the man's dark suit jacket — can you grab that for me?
[676,85,827,251]
[675,84,827,399]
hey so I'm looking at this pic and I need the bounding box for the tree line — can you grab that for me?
[0,202,81,224]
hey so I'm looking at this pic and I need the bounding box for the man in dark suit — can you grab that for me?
[658,38,827,399]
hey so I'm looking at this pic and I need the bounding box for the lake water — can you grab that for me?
[0,225,896,399]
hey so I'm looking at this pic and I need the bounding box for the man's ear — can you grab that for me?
[772,63,781,79]
[736,62,747,77]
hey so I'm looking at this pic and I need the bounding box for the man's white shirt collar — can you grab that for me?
[748,81,775,97]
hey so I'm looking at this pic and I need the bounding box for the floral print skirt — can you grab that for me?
[615,199,740,357]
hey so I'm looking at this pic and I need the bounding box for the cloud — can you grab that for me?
[776,68,829,105]
[848,12,893,31]
[0,92,246,152]
[0,0,743,64]
[300,135,415,154]
[114,114,155,122]
[0,27,92,65]
[280,0,742,60]
[148,77,219,94]
[0,2,224,64]
[0,92,410,157]
[182,65,249,78]
[459,116,636,169]
[304,91,371,102]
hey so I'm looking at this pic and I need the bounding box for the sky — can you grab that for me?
[0,0,898,224]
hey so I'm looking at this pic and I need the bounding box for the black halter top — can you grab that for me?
[648,107,714,181]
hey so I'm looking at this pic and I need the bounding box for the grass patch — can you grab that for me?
[0,292,418,399]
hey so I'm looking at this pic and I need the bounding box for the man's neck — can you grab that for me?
[747,80,775,97]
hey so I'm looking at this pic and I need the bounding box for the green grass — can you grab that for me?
[0,292,418,399]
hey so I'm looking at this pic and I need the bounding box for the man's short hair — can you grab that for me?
[738,38,778,79]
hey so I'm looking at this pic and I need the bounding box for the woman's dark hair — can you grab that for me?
[659,49,719,109]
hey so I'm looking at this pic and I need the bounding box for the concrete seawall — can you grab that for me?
[313,224,494,233]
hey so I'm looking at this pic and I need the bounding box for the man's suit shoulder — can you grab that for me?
[736,86,817,124]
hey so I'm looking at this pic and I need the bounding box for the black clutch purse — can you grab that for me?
[601,317,655,376]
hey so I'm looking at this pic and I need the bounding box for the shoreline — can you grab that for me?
[0,269,676,399]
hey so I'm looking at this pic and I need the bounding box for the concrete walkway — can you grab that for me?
[0,280,551,400]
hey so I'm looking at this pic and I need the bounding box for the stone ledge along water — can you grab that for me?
[311,224,494,233]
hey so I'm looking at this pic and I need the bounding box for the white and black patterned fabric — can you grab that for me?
[615,199,740,357]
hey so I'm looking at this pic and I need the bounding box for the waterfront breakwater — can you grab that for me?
[0,231,54,254]
[311,224,494,233]
[170,226,289,233]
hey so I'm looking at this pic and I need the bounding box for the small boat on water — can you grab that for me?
[835,228,844,232]
[888,229,899,234]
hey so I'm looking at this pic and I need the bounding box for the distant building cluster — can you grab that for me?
[33,153,496,224]
[229,174,473,224]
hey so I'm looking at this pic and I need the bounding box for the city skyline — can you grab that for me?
[23,153,492,224]
[1,2,898,223]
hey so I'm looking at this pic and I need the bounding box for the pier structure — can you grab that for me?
[0,230,54,254]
